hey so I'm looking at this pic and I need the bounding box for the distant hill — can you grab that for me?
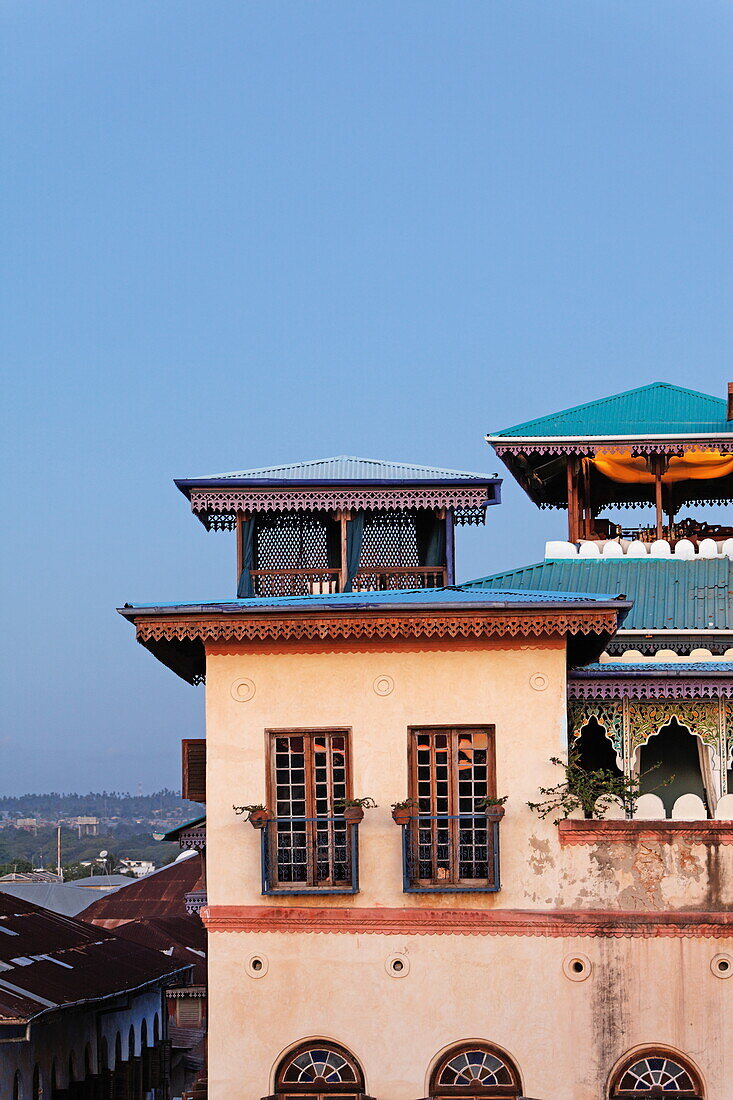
[0,790,200,822]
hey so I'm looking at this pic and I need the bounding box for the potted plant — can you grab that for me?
[391,798,420,826]
[478,795,508,822]
[334,797,377,824]
[232,804,271,829]
[526,751,672,824]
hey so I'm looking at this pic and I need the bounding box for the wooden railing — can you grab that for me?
[353,566,447,591]
[250,569,340,597]
[249,566,447,597]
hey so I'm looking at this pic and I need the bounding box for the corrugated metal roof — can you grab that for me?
[0,881,129,918]
[0,893,187,1022]
[187,455,496,482]
[121,584,628,614]
[490,383,732,438]
[463,558,733,631]
[80,852,202,925]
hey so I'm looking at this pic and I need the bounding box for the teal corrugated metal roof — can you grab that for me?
[122,584,627,613]
[191,456,495,482]
[463,558,733,631]
[490,383,732,439]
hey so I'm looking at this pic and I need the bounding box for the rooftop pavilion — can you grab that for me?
[175,455,500,598]
[486,382,733,545]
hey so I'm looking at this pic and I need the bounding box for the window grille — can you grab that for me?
[274,1041,365,1097]
[611,1052,702,1097]
[430,1044,521,1097]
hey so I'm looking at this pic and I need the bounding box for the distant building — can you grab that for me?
[119,858,156,878]
[14,818,36,833]
[82,850,207,1099]
[64,815,99,836]
[0,891,190,1098]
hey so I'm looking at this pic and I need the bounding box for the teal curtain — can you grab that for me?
[415,512,446,568]
[237,519,256,598]
[343,512,365,592]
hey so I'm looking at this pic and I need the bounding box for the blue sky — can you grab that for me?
[3,2,732,793]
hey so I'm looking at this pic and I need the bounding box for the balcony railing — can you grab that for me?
[261,816,359,895]
[401,814,500,893]
[248,566,448,598]
[250,569,341,597]
[352,566,448,591]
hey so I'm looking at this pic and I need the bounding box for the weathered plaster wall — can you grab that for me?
[207,929,729,1100]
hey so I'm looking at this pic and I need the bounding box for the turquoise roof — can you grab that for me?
[188,455,496,483]
[121,584,628,614]
[489,382,732,439]
[463,558,733,632]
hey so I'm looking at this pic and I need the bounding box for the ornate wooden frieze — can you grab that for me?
[135,609,619,647]
[493,440,733,458]
[568,678,733,701]
[568,698,624,757]
[201,904,733,938]
[627,700,721,755]
[189,486,492,526]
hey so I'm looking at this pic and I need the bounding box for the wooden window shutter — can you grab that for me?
[182,739,206,803]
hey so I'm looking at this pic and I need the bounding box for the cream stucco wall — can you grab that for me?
[203,636,733,1100]
[208,929,730,1100]
[206,639,568,911]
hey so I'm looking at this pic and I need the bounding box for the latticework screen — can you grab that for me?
[359,510,419,568]
[255,511,333,570]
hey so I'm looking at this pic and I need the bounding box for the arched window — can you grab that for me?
[611,1051,703,1097]
[430,1044,522,1098]
[275,1041,365,1097]
[13,1070,22,1100]
[32,1065,41,1100]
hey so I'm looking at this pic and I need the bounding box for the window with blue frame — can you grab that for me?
[405,727,498,890]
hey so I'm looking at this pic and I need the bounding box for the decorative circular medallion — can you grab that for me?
[563,954,591,982]
[385,952,409,977]
[711,953,733,978]
[231,678,256,703]
[246,954,268,978]
[373,675,394,697]
[530,673,549,692]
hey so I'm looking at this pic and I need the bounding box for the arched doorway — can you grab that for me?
[610,1051,703,1098]
[638,719,707,816]
[429,1043,522,1098]
[275,1041,365,1099]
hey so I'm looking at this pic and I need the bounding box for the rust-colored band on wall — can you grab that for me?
[558,820,733,845]
[200,905,733,938]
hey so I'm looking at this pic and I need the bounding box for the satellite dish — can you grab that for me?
[99,850,108,858]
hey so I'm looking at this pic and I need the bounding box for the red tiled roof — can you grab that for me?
[0,893,189,1023]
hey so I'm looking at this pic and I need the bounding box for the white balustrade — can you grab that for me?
[670,794,707,821]
[633,793,666,820]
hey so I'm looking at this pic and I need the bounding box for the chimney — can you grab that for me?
[729,382,733,421]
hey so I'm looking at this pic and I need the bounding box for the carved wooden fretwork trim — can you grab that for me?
[189,486,491,522]
[493,440,733,458]
[135,610,618,646]
[568,698,624,757]
[627,700,721,753]
[568,678,733,701]
[201,904,733,938]
[558,820,733,845]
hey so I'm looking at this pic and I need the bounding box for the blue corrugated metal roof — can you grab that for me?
[121,584,628,614]
[489,382,732,439]
[577,662,733,674]
[463,558,733,631]
[187,455,496,482]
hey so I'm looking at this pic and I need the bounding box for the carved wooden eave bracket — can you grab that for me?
[490,437,733,458]
[123,603,623,683]
[201,904,733,938]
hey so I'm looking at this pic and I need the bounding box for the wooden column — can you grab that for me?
[566,457,579,543]
[235,511,243,586]
[649,455,669,539]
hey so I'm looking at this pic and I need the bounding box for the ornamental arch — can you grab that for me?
[271,1039,367,1099]
[608,1048,704,1098]
[428,1041,522,1099]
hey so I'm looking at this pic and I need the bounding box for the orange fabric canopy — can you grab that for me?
[593,450,733,485]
